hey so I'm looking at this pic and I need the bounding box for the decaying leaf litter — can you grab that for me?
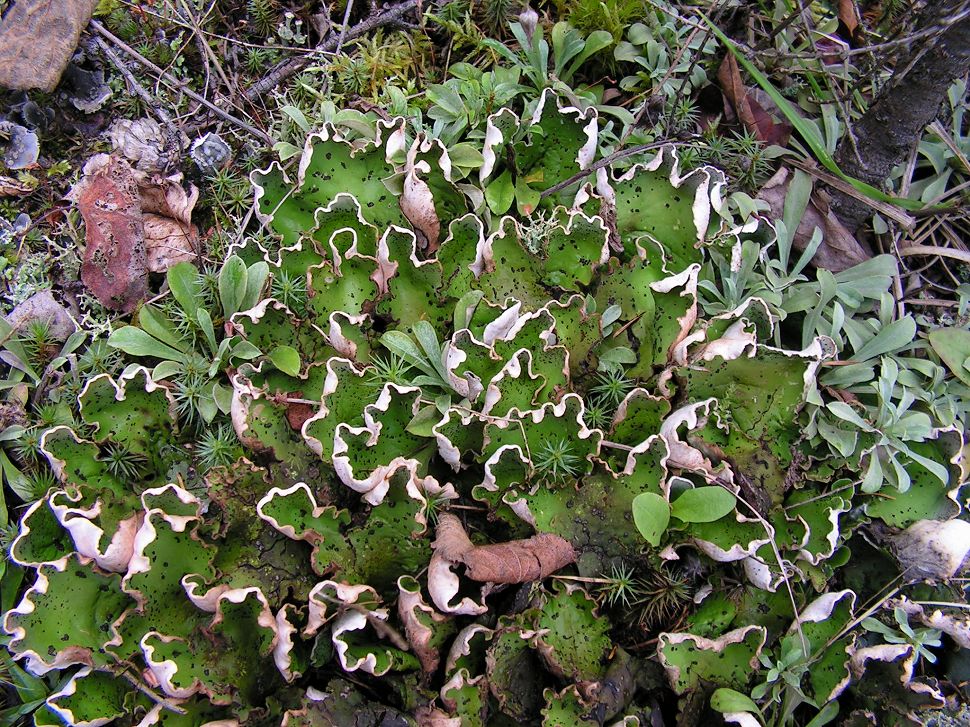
[0,0,968,725]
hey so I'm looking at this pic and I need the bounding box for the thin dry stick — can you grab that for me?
[708,477,809,655]
[93,36,175,128]
[902,297,958,307]
[90,20,273,144]
[761,5,970,61]
[787,157,917,229]
[897,244,970,265]
[118,0,321,52]
[766,0,809,43]
[177,0,236,97]
[336,0,356,52]
[243,0,419,101]
[311,591,410,651]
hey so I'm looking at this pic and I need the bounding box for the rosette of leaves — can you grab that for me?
[2,89,963,724]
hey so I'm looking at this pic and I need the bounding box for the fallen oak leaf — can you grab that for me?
[432,512,576,584]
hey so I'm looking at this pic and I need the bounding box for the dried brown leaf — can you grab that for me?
[400,148,441,251]
[69,155,201,309]
[143,215,197,272]
[717,55,792,146]
[838,0,862,43]
[0,0,98,92]
[69,154,148,313]
[757,167,871,272]
[432,513,576,584]
[137,173,199,272]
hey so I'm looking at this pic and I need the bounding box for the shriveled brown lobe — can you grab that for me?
[433,513,576,584]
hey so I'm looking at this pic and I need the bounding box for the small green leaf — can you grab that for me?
[197,394,218,423]
[230,340,262,360]
[281,105,310,131]
[219,256,248,318]
[598,346,637,369]
[852,317,916,362]
[196,309,217,356]
[670,487,737,523]
[151,360,183,380]
[515,176,541,216]
[632,492,670,546]
[269,345,301,377]
[381,331,429,371]
[805,701,840,727]
[485,170,514,215]
[434,395,451,414]
[453,290,485,331]
[243,261,269,312]
[406,406,441,437]
[928,327,970,386]
[213,382,233,413]
[0,448,33,503]
[167,262,201,319]
[448,143,485,169]
[138,305,186,352]
[108,327,187,363]
[274,141,303,161]
[711,688,762,718]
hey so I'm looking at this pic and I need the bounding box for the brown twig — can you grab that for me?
[176,0,237,98]
[787,157,917,229]
[897,244,970,265]
[242,0,420,102]
[93,35,175,128]
[90,19,273,144]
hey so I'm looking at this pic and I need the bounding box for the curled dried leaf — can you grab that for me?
[432,512,575,584]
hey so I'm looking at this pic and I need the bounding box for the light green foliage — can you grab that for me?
[106,260,264,425]
[615,16,716,100]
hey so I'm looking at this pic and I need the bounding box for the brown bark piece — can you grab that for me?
[283,391,316,431]
[433,513,576,584]
[70,155,148,313]
[0,0,98,92]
